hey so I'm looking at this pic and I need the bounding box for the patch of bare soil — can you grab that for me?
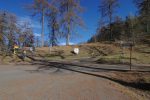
[109,71,150,99]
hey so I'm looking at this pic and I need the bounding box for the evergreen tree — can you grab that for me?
[134,0,150,33]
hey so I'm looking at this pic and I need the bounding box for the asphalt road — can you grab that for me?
[0,63,143,100]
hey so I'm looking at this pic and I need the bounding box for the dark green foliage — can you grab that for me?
[0,12,6,50]
[88,16,124,42]
[134,0,150,33]
[88,0,150,44]
[99,0,119,41]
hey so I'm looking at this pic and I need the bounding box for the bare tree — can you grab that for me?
[7,13,18,52]
[99,0,119,41]
[26,0,49,47]
[18,21,34,47]
[46,1,59,47]
[59,0,84,45]
[35,36,40,47]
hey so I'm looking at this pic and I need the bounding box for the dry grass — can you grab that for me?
[109,71,150,99]
[32,43,150,64]
[34,43,120,60]
[0,43,150,64]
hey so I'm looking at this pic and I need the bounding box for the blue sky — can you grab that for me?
[0,0,137,44]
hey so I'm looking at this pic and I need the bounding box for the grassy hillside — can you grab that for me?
[33,43,150,64]
[0,43,149,64]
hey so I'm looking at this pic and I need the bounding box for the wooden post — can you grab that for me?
[49,46,51,54]
[129,45,133,70]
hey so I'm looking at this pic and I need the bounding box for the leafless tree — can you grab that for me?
[46,1,59,47]
[26,0,49,47]
[59,0,84,45]
[99,0,119,41]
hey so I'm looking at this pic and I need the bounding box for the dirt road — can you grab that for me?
[0,64,139,100]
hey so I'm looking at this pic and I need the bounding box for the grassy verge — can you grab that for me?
[0,54,32,64]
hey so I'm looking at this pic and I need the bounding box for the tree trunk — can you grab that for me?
[146,22,149,33]
[147,0,149,33]
[41,9,45,47]
[66,20,71,46]
[66,32,70,46]
[110,16,112,41]
[109,5,112,41]
[52,28,55,47]
[66,3,70,46]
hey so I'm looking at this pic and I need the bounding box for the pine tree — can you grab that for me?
[134,0,150,33]
[0,11,7,52]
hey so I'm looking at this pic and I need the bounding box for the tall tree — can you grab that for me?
[0,11,7,52]
[134,0,150,33]
[0,11,18,53]
[27,0,49,47]
[59,0,84,45]
[7,13,18,52]
[99,0,119,41]
[46,2,59,47]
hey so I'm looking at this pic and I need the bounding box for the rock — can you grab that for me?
[73,48,79,55]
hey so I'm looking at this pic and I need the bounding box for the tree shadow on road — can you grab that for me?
[25,58,150,91]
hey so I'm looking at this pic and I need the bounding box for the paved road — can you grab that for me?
[0,64,140,100]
